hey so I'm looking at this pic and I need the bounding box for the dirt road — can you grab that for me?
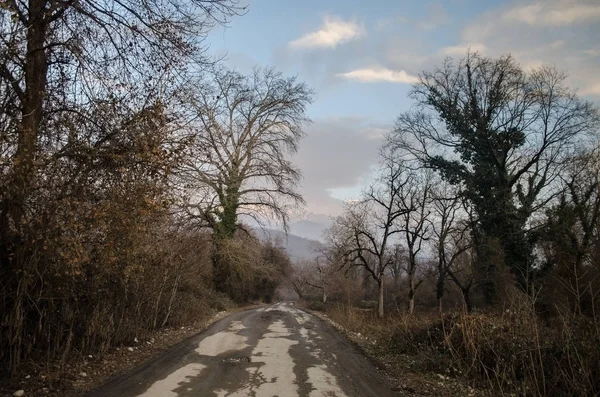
[87,302,397,397]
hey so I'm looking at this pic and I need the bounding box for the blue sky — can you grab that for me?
[207,0,600,218]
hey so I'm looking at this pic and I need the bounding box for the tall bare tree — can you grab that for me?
[178,67,312,239]
[388,52,600,303]
[397,170,432,315]
[177,67,312,293]
[0,0,243,373]
[328,156,412,318]
[0,0,243,229]
[292,256,333,304]
[430,182,471,312]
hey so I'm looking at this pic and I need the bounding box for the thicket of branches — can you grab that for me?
[292,52,600,395]
[0,0,305,378]
[296,52,600,317]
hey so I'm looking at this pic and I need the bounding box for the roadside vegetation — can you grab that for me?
[0,0,304,392]
[295,53,600,396]
[2,1,599,396]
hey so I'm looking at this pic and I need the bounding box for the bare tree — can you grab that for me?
[388,52,600,303]
[430,181,471,312]
[447,245,476,312]
[328,156,412,318]
[543,146,600,315]
[176,67,312,293]
[309,256,333,304]
[178,67,313,239]
[397,170,432,315]
[291,264,309,300]
[291,257,332,304]
[0,0,243,229]
[0,0,243,373]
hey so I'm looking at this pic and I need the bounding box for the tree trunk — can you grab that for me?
[462,287,472,313]
[162,271,182,327]
[408,270,415,315]
[436,269,445,313]
[152,272,168,329]
[8,0,49,225]
[377,278,384,318]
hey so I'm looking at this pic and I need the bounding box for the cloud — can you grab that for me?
[417,2,449,31]
[292,117,388,216]
[440,43,487,56]
[289,16,364,49]
[504,1,600,26]
[375,15,408,32]
[581,83,600,96]
[336,67,419,84]
[455,0,600,99]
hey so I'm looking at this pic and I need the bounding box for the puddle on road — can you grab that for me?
[196,320,248,356]
[137,363,206,397]
[215,319,299,397]
[307,365,348,397]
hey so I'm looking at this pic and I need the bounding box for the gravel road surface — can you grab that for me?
[87,302,396,397]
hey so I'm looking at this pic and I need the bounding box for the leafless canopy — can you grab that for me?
[0,0,244,226]
[177,67,313,237]
[327,155,417,317]
[389,53,599,213]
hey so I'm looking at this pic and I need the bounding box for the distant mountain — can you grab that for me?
[289,220,326,241]
[288,212,332,241]
[254,228,322,262]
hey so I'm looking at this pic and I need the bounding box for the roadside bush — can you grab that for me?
[214,232,290,303]
[443,308,600,396]
[325,302,600,396]
[308,301,326,311]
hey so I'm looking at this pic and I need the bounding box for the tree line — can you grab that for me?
[295,53,600,320]
[0,0,311,376]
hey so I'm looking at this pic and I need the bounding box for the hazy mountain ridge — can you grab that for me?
[288,212,332,241]
[253,228,322,262]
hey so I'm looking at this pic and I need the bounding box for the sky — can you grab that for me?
[207,0,600,219]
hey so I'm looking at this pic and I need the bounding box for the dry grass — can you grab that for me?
[324,302,600,396]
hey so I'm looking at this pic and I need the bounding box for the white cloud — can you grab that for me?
[337,67,419,84]
[293,117,387,216]
[581,83,600,96]
[417,2,449,31]
[454,0,600,100]
[289,16,364,49]
[503,1,600,26]
[440,43,487,56]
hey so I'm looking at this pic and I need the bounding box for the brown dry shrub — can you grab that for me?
[326,302,600,396]
[442,308,600,396]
